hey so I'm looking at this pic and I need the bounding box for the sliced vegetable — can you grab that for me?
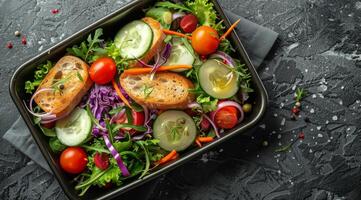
[191,26,219,55]
[153,110,197,151]
[199,59,238,99]
[180,14,198,33]
[197,136,214,143]
[60,147,88,174]
[163,43,195,72]
[94,152,110,170]
[146,7,172,28]
[103,135,130,176]
[122,65,192,75]
[55,107,92,146]
[112,80,131,108]
[158,149,178,165]
[114,20,153,59]
[209,51,236,67]
[210,100,245,129]
[220,19,241,41]
[89,57,117,85]
[163,29,192,40]
[114,109,145,134]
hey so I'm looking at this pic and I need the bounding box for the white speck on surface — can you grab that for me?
[50,37,57,43]
[292,156,296,160]
[38,38,46,45]
[297,163,301,166]
[251,136,255,140]
[280,102,285,108]
[59,33,65,40]
[356,100,360,104]
[317,84,328,92]
[328,139,331,142]
[312,94,317,98]
[339,100,343,105]
[256,154,260,158]
[38,45,43,51]
[277,134,282,139]
[309,149,313,153]
[332,115,338,121]
[318,93,325,98]
[287,42,299,52]
[356,1,361,9]
[259,124,266,129]
[330,136,333,140]
[278,142,282,146]
[325,120,329,124]
[317,133,323,138]
[317,126,322,130]
[310,108,315,113]
[311,128,314,131]
[292,85,296,91]
[277,170,281,174]
[341,86,345,90]
[305,69,308,73]
[328,18,335,21]
[274,113,278,117]
[280,118,286,126]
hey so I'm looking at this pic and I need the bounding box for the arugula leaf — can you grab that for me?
[186,0,217,27]
[25,61,53,94]
[155,1,192,12]
[49,137,66,153]
[196,94,218,113]
[219,39,235,54]
[67,28,104,63]
[234,59,253,93]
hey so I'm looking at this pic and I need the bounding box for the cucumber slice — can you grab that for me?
[153,110,197,151]
[114,20,153,59]
[55,107,92,146]
[164,44,195,72]
[199,59,239,99]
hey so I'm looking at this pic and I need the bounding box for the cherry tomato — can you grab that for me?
[191,26,220,56]
[214,106,238,129]
[115,110,145,134]
[60,147,88,174]
[89,57,116,85]
[94,152,109,170]
[180,14,198,33]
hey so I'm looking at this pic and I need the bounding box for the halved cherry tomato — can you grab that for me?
[115,110,145,134]
[191,26,220,56]
[214,106,238,129]
[180,14,198,33]
[89,57,116,85]
[60,147,87,174]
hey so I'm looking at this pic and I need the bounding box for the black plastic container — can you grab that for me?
[9,0,268,199]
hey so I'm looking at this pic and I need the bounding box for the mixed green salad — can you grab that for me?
[24,0,254,196]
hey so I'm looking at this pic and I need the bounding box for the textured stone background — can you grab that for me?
[1,0,361,199]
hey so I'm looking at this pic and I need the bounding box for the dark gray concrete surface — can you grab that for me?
[1,0,361,199]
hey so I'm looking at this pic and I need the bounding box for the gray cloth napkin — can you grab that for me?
[3,8,278,197]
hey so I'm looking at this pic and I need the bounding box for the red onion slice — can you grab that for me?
[172,12,185,20]
[210,101,244,124]
[103,135,130,177]
[210,51,236,67]
[110,108,126,124]
[202,114,220,138]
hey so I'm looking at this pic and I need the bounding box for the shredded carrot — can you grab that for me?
[170,153,179,161]
[195,139,202,147]
[123,65,192,75]
[197,137,214,143]
[158,150,178,165]
[112,79,132,108]
[163,29,192,40]
[220,19,241,41]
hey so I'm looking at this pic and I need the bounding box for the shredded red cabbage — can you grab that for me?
[88,84,124,137]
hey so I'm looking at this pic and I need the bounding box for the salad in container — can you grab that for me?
[22,0,256,196]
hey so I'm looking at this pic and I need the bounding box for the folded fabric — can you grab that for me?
[3,8,278,199]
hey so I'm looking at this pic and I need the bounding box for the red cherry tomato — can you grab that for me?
[115,110,145,134]
[214,106,238,129]
[94,152,109,170]
[191,26,220,56]
[180,14,198,33]
[60,147,88,174]
[89,57,116,85]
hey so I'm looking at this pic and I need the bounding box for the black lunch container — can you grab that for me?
[9,0,268,199]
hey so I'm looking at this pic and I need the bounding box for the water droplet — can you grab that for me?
[332,115,338,121]
[309,149,313,153]
[317,126,321,130]
[341,86,345,90]
[310,108,315,113]
[339,100,343,105]
[325,120,329,124]
[277,134,282,139]
[274,113,278,117]
[317,133,323,138]
[312,94,317,98]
